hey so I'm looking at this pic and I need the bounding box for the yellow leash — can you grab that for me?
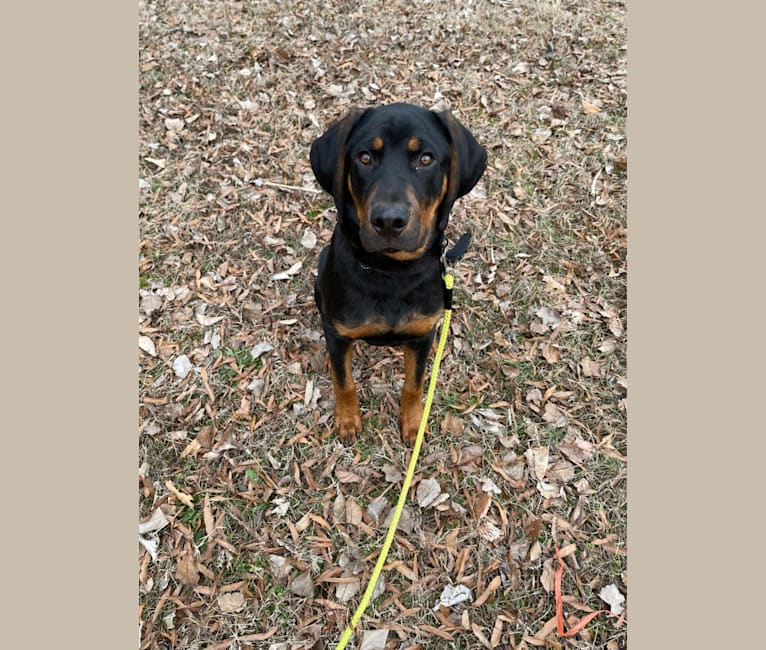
[334,272,455,650]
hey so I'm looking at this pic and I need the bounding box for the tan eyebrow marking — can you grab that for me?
[372,136,383,150]
[407,136,421,152]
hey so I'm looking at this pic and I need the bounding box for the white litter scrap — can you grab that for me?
[173,354,193,378]
[139,336,157,357]
[138,508,170,561]
[432,584,473,610]
[250,342,274,359]
[271,261,303,281]
[359,629,389,650]
[599,584,626,615]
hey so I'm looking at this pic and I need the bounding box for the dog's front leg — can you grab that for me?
[324,326,362,444]
[400,333,435,446]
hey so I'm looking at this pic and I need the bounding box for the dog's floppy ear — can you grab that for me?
[310,107,365,201]
[434,110,487,229]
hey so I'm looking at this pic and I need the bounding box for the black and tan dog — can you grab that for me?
[310,103,487,445]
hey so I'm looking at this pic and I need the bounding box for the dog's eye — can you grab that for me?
[358,151,372,165]
[419,153,434,166]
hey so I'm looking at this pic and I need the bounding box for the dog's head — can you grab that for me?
[310,103,487,261]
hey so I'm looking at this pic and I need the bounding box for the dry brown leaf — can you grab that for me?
[525,446,549,481]
[394,563,417,581]
[542,402,567,428]
[599,338,618,354]
[550,459,575,483]
[478,520,503,544]
[536,480,563,499]
[335,578,361,603]
[332,494,346,520]
[138,507,169,536]
[536,306,561,328]
[441,410,465,436]
[580,356,604,377]
[530,128,552,145]
[178,438,201,460]
[289,571,314,598]
[490,615,504,647]
[144,156,166,169]
[359,629,389,650]
[195,312,225,327]
[345,497,363,526]
[366,496,389,524]
[529,318,548,335]
[575,477,595,495]
[524,517,543,540]
[473,575,502,608]
[382,463,403,483]
[471,623,493,648]
[237,628,278,642]
[534,615,559,641]
[416,477,442,508]
[540,558,555,593]
[525,387,543,407]
[474,491,492,520]
[271,261,303,281]
[336,469,362,484]
[197,425,214,449]
[542,343,560,364]
[383,505,414,533]
[295,513,312,532]
[269,554,293,581]
[417,625,454,640]
[217,592,246,613]
[558,543,578,559]
[176,551,199,586]
[165,480,194,508]
[581,98,601,114]
[203,494,215,539]
[559,434,597,464]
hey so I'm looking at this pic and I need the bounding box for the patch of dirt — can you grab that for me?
[139,1,626,648]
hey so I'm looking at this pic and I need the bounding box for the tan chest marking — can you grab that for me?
[334,312,442,340]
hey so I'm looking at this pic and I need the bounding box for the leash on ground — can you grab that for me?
[334,270,456,650]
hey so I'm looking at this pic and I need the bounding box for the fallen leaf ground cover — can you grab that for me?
[139,1,626,648]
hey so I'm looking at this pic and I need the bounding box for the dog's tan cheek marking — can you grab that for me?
[447,141,459,202]
[347,175,368,224]
[419,174,448,231]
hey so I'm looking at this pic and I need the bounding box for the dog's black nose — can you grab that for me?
[370,205,409,238]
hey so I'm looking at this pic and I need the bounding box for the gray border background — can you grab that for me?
[629,2,765,648]
[2,3,137,648]
[2,2,764,648]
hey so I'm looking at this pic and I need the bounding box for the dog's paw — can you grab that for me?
[400,386,428,447]
[335,401,362,445]
[400,406,426,447]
